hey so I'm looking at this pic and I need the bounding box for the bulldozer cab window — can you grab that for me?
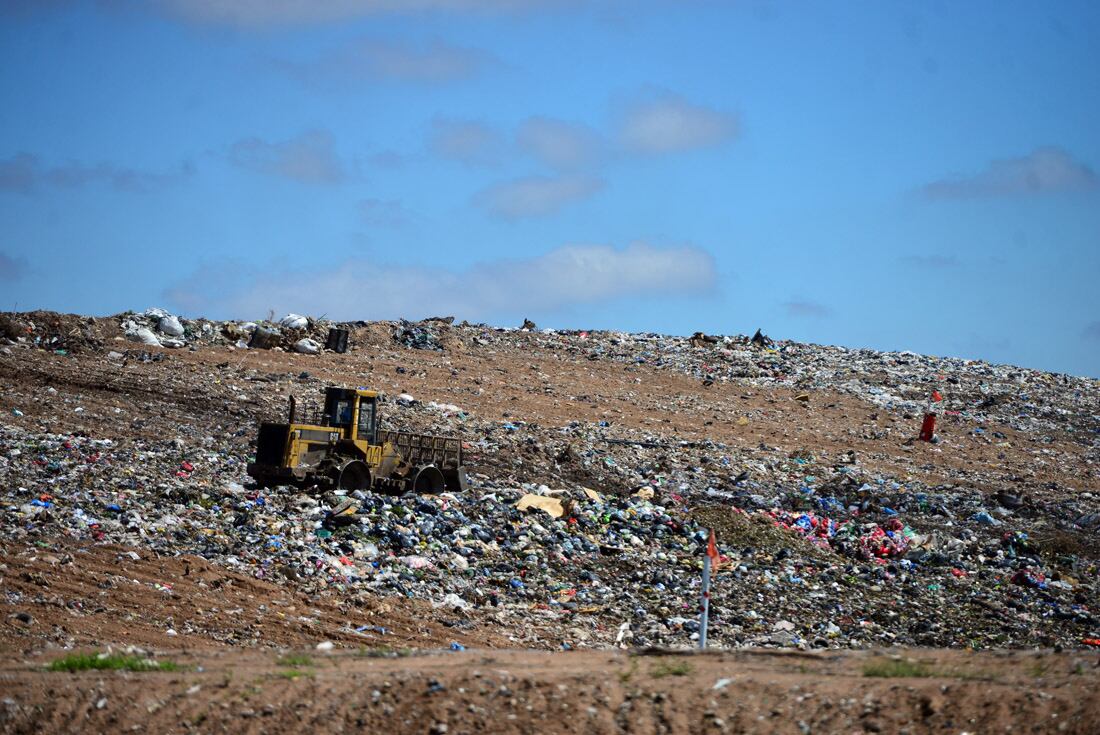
[357,398,376,442]
[332,400,353,427]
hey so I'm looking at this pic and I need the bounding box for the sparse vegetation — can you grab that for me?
[862,659,931,678]
[649,660,693,678]
[47,653,180,673]
[276,654,313,667]
[276,669,315,680]
[940,667,999,681]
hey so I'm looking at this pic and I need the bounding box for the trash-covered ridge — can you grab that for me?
[0,309,1097,651]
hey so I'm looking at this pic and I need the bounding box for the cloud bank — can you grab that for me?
[167,241,716,321]
[227,130,346,184]
[474,174,603,219]
[154,0,572,27]
[0,152,193,194]
[618,92,738,154]
[923,147,1098,199]
[280,37,497,85]
[428,117,506,167]
[516,116,604,170]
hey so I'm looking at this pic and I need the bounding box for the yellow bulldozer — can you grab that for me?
[247,387,467,494]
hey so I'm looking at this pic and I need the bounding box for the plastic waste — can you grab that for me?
[294,338,320,355]
[280,314,309,329]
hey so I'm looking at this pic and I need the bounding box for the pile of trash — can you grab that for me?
[457,326,1098,435]
[0,311,107,354]
[5,308,1095,440]
[117,309,333,354]
[1,309,1097,651]
[2,418,1096,650]
[392,320,444,351]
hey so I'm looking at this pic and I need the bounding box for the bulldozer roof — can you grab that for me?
[324,387,379,399]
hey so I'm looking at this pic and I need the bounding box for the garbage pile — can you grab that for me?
[2,415,1096,650]
[0,310,107,354]
[392,320,444,351]
[456,327,1098,436]
[0,309,1097,652]
[115,308,334,354]
[4,307,1096,440]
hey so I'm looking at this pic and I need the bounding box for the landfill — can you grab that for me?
[0,309,1098,652]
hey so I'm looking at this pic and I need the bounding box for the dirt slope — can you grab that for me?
[0,541,507,655]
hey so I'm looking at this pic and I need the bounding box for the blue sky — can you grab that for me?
[1,1,1098,377]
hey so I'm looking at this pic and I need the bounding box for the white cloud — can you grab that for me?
[474,174,603,219]
[516,116,604,170]
[168,242,717,322]
[227,130,346,184]
[428,117,506,166]
[923,147,1098,199]
[618,92,738,154]
[155,0,572,27]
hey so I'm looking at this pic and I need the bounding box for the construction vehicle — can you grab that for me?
[247,387,467,494]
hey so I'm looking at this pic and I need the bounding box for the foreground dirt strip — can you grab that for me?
[2,647,1098,734]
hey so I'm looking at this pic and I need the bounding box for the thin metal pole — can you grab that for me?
[699,548,711,649]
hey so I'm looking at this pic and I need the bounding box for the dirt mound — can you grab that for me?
[0,311,118,354]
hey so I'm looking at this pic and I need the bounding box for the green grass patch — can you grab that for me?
[276,654,313,667]
[47,653,180,673]
[649,660,693,678]
[862,659,931,678]
[276,669,315,680]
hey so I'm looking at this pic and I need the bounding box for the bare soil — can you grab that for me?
[2,646,1098,734]
[0,541,508,656]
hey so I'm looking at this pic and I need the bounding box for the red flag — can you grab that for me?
[706,529,719,561]
[931,390,943,402]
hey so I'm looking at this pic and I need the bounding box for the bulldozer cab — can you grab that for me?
[322,387,378,444]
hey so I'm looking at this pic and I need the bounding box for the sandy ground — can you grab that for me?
[0,541,508,654]
[2,646,1099,734]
